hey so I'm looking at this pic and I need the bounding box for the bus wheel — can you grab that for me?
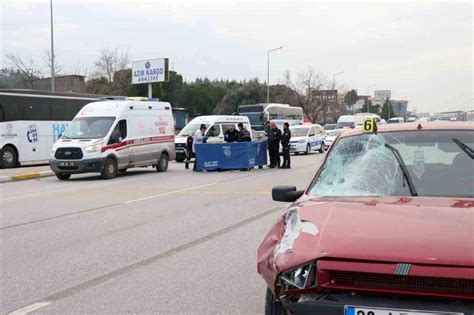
[0,146,18,168]
[56,173,71,180]
[101,158,118,179]
[156,153,169,172]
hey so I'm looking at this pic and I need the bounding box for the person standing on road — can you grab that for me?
[237,123,251,142]
[267,122,282,168]
[224,124,240,143]
[193,124,207,171]
[281,122,292,169]
[185,132,194,169]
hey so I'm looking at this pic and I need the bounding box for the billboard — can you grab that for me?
[314,90,338,101]
[374,90,391,100]
[132,58,169,84]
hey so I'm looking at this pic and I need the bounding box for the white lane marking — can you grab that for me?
[123,182,217,204]
[9,301,51,315]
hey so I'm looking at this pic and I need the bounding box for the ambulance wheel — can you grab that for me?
[305,144,311,155]
[55,173,71,180]
[101,158,118,179]
[0,145,18,168]
[319,142,325,153]
[156,153,169,172]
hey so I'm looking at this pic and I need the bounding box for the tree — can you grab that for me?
[360,99,380,114]
[381,99,396,120]
[42,49,62,77]
[344,89,358,109]
[94,48,130,82]
[213,79,266,114]
[4,53,42,88]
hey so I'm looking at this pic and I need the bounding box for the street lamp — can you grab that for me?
[367,84,376,113]
[332,71,343,90]
[267,46,284,104]
[50,0,55,91]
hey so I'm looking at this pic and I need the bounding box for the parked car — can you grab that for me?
[323,123,336,131]
[387,117,405,124]
[323,129,343,149]
[289,124,326,155]
[258,121,474,315]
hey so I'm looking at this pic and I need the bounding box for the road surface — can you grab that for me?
[0,153,325,314]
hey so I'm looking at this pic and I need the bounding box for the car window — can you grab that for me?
[309,127,316,136]
[207,124,221,137]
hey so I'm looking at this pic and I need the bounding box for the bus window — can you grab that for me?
[0,98,23,122]
[51,99,81,121]
[22,98,51,121]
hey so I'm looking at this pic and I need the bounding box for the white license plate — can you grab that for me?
[345,306,462,315]
[60,162,75,166]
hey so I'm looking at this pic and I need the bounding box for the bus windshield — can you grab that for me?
[63,117,116,139]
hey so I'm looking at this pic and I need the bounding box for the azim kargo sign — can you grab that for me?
[132,58,169,84]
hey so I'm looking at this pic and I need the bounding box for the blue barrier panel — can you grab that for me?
[195,142,267,171]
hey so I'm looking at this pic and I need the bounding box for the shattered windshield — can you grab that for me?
[309,130,474,197]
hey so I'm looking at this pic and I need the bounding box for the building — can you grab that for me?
[431,111,466,121]
[32,75,86,93]
[173,108,189,130]
[391,100,408,118]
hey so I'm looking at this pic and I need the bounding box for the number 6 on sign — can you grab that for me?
[363,118,377,134]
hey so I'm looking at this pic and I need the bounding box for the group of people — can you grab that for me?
[265,121,292,169]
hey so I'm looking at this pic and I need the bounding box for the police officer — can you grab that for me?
[237,123,251,142]
[224,124,240,142]
[267,122,282,168]
[281,122,292,169]
[185,132,194,169]
[193,124,207,171]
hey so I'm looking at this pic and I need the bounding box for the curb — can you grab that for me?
[0,171,55,184]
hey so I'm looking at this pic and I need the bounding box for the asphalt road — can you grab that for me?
[0,153,325,314]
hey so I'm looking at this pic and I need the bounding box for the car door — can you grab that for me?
[308,127,317,151]
[108,119,130,167]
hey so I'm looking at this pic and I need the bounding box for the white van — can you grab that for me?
[289,124,326,155]
[49,99,175,180]
[175,115,252,162]
[336,114,382,129]
[387,117,405,124]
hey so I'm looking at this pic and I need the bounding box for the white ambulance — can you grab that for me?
[49,98,175,180]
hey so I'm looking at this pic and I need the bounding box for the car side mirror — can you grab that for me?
[58,133,62,139]
[272,186,304,202]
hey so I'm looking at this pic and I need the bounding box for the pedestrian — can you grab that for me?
[237,123,251,142]
[267,122,282,168]
[185,132,194,169]
[281,122,292,169]
[224,124,240,142]
[193,124,207,171]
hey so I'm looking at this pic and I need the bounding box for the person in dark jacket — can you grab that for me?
[267,122,282,168]
[224,125,240,142]
[185,132,194,169]
[281,122,292,169]
[237,123,251,142]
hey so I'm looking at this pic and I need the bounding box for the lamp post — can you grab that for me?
[367,84,376,113]
[267,46,284,104]
[50,0,55,91]
[332,71,343,91]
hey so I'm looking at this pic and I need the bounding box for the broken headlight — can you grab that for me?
[279,262,317,291]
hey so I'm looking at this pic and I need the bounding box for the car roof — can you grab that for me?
[339,121,474,138]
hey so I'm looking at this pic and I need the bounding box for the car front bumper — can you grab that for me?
[49,158,106,174]
[290,143,306,153]
[283,292,474,315]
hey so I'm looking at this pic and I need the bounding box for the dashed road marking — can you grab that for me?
[8,301,51,315]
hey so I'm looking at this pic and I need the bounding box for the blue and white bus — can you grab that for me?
[0,90,103,168]
[236,103,304,131]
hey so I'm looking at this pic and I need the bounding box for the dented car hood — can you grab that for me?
[257,196,474,286]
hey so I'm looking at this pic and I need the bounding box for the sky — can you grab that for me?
[1,0,472,113]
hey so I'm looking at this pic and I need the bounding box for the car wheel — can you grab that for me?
[55,173,71,180]
[156,153,169,172]
[175,156,185,163]
[101,158,118,179]
[265,288,286,315]
[0,145,18,169]
[319,142,325,153]
[305,144,311,155]
[119,168,127,173]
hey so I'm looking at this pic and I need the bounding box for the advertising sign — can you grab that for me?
[132,58,169,84]
[374,90,391,100]
[314,90,338,101]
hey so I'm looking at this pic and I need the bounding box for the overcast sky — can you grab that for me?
[1,0,472,113]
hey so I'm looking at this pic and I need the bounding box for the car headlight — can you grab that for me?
[51,144,58,154]
[279,262,317,291]
[85,144,101,153]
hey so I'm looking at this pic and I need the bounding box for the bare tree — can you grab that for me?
[5,53,41,88]
[42,50,63,77]
[94,48,130,82]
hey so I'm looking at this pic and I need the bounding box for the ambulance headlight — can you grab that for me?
[85,144,101,153]
[51,144,58,154]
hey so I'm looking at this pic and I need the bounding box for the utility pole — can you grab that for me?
[267,46,284,104]
[50,0,55,91]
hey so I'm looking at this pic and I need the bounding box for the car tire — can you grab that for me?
[55,173,71,180]
[156,153,169,172]
[101,158,118,179]
[319,142,325,153]
[175,156,185,163]
[305,144,311,155]
[0,145,18,169]
[119,168,127,173]
[265,288,286,315]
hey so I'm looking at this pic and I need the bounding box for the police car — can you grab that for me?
[289,124,326,155]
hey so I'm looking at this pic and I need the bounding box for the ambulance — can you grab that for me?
[49,98,175,180]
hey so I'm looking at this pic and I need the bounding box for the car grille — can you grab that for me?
[55,147,83,160]
[330,270,474,296]
[175,143,186,148]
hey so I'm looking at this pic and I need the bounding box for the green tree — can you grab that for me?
[344,89,358,106]
[360,99,380,114]
[213,79,266,114]
[381,99,396,120]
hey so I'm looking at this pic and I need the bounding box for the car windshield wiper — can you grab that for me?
[452,138,474,159]
[384,143,418,196]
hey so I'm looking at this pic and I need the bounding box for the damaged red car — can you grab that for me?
[258,122,474,315]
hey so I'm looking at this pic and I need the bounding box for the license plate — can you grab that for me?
[60,162,75,166]
[345,306,462,315]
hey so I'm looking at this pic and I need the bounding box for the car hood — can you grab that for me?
[175,136,186,144]
[260,196,474,273]
[56,138,102,148]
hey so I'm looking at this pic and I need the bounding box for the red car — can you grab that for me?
[258,122,474,315]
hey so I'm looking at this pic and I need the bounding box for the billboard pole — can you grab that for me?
[148,83,152,99]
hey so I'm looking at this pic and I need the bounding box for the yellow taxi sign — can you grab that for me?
[362,118,377,134]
